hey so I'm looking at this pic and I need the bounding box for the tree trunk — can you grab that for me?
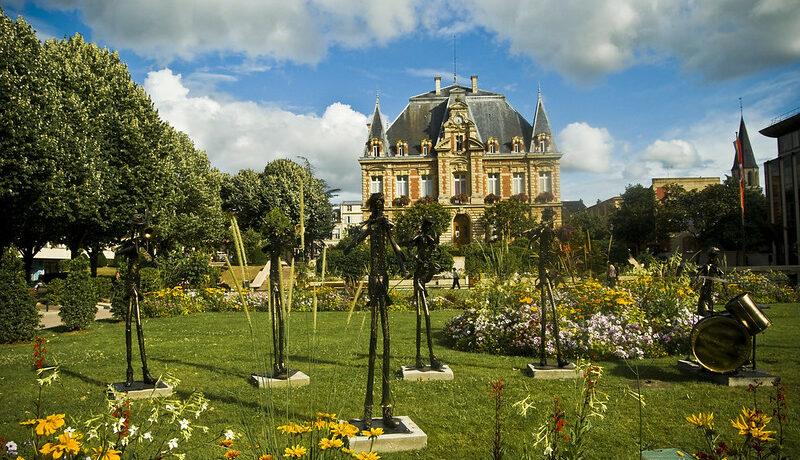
[89,246,99,277]
[21,245,38,284]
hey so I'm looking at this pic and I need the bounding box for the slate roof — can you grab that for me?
[365,96,390,155]
[374,83,555,156]
[532,90,558,152]
[732,116,758,170]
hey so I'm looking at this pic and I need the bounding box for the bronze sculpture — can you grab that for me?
[525,208,567,368]
[261,209,295,379]
[696,247,724,316]
[115,213,156,387]
[408,216,442,370]
[345,193,405,429]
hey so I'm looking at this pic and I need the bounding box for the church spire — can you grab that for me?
[365,94,389,157]
[732,116,759,188]
[531,88,558,153]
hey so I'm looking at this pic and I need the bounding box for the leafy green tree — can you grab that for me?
[157,251,219,289]
[0,11,61,279]
[482,199,534,243]
[393,201,452,245]
[655,183,690,239]
[222,159,334,257]
[59,257,97,330]
[610,184,656,254]
[0,248,39,343]
[325,236,369,291]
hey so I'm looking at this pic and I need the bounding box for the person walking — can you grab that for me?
[451,267,460,289]
[606,263,617,287]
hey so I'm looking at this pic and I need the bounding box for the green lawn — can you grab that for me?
[1,305,799,459]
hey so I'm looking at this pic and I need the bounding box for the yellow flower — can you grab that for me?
[283,444,307,458]
[313,419,328,430]
[520,297,533,304]
[277,422,312,435]
[225,451,241,459]
[36,413,65,436]
[730,408,775,441]
[318,437,344,450]
[58,431,82,456]
[355,452,380,460]
[330,421,359,438]
[259,455,274,460]
[361,427,383,438]
[219,439,234,447]
[39,442,63,458]
[686,412,714,429]
[91,446,122,460]
[341,448,354,455]
[20,418,38,426]
[317,412,337,420]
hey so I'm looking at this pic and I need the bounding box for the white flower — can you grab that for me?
[64,427,75,434]
[165,404,175,411]
[168,438,178,450]
[179,419,189,430]
[119,436,129,447]
[224,429,235,439]
[128,425,137,436]
[112,418,126,433]
[143,432,153,441]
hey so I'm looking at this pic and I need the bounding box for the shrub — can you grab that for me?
[140,266,164,293]
[58,257,97,330]
[158,251,219,288]
[0,249,39,343]
[93,276,113,301]
[44,277,66,306]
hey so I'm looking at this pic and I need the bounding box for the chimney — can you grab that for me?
[435,77,441,95]
[471,75,477,93]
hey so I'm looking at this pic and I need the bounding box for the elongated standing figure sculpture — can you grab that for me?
[696,247,724,316]
[409,216,442,370]
[116,213,156,387]
[345,193,405,429]
[526,208,567,368]
[261,209,296,378]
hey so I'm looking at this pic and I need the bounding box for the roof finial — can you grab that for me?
[376,90,380,106]
[453,34,457,85]
[538,81,541,99]
[739,97,743,118]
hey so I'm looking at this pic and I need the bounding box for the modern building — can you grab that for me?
[358,76,562,246]
[325,200,364,246]
[732,116,760,189]
[760,110,800,266]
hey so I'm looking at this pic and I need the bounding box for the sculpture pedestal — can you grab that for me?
[347,416,427,453]
[250,370,310,389]
[677,360,779,387]
[110,381,172,400]
[642,448,692,459]
[526,362,578,379]
[401,364,454,381]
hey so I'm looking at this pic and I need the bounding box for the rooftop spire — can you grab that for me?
[532,87,558,152]
[732,116,757,170]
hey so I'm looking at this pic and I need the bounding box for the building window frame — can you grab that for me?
[512,172,525,195]
[454,172,468,195]
[421,174,433,197]
[370,175,383,194]
[396,175,409,197]
[487,173,500,195]
[538,171,552,193]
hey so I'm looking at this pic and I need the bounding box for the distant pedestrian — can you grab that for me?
[451,267,460,289]
[606,263,617,287]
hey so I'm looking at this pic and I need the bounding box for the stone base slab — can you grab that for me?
[347,416,426,453]
[401,364,454,381]
[251,370,310,388]
[677,360,780,386]
[642,448,692,459]
[110,381,172,399]
[526,362,578,379]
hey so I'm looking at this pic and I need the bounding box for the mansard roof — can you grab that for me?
[365,96,390,155]
[732,116,758,170]
[532,90,558,152]
[383,83,544,155]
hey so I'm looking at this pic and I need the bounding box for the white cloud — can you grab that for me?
[36,0,424,63]
[558,122,614,173]
[462,0,800,82]
[144,69,367,197]
[640,139,701,169]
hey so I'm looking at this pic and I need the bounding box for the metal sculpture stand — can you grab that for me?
[409,217,442,370]
[112,213,170,398]
[345,193,405,429]
[526,208,567,368]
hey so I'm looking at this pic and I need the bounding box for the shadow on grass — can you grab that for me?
[60,367,111,388]
[151,356,248,379]
[606,362,699,384]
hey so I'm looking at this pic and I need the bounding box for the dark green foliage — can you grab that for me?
[482,199,534,243]
[610,184,656,254]
[93,276,113,301]
[44,278,65,306]
[158,251,219,288]
[0,249,39,343]
[393,201,452,245]
[325,236,369,290]
[139,267,164,293]
[59,257,97,330]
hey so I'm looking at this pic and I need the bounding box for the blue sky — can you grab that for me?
[4,0,799,204]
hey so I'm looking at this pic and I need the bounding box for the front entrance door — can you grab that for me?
[453,214,470,247]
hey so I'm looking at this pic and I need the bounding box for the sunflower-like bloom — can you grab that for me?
[318,437,344,450]
[276,422,312,435]
[361,427,384,439]
[316,412,337,420]
[355,452,380,460]
[731,408,776,441]
[36,414,66,436]
[58,431,82,456]
[283,444,307,458]
[686,412,714,429]
[330,421,359,438]
[91,446,122,460]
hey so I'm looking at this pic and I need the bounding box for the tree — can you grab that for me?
[393,201,451,246]
[0,11,61,279]
[59,257,97,330]
[610,184,656,254]
[655,183,690,239]
[0,248,39,343]
[222,159,334,257]
[482,199,534,243]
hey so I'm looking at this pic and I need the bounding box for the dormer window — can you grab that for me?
[512,136,523,153]
[421,139,431,156]
[370,139,382,157]
[536,134,549,152]
[397,141,408,156]
[487,137,498,153]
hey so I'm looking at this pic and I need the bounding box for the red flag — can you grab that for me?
[734,135,745,220]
